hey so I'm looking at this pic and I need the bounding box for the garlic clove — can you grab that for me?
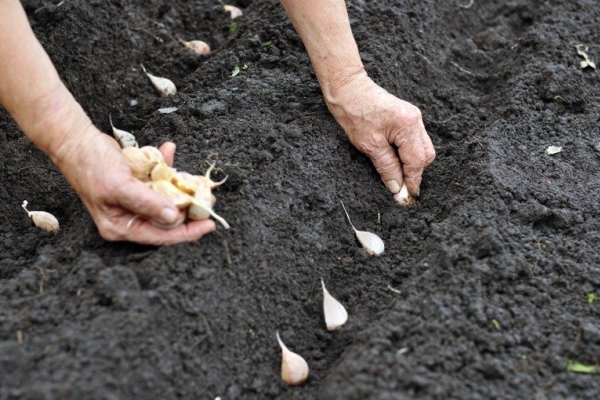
[276,332,309,386]
[223,4,243,19]
[393,184,415,207]
[140,146,165,169]
[148,180,194,209]
[122,147,153,181]
[22,200,59,233]
[340,201,384,256]
[109,114,138,148]
[321,279,348,331]
[172,172,209,194]
[355,231,384,256]
[189,197,230,229]
[150,162,177,182]
[182,40,211,56]
[140,64,177,97]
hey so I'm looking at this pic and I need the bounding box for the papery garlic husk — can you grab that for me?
[151,162,177,182]
[148,180,193,209]
[22,200,59,233]
[276,332,309,386]
[183,40,211,55]
[393,184,415,207]
[223,4,243,19]
[122,147,153,180]
[140,64,177,97]
[340,201,385,256]
[109,114,138,148]
[321,279,348,331]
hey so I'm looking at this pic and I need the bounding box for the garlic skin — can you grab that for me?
[109,114,138,148]
[393,184,415,207]
[223,4,243,19]
[22,201,59,233]
[182,40,211,56]
[340,201,385,256]
[321,279,348,331]
[276,332,309,386]
[140,64,177,97]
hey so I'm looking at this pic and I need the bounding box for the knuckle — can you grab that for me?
[355,133,387,155]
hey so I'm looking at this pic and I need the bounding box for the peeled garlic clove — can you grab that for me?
[393,184,415,207]
[276,332,309,386]
[182,40,211,55]
[321,279,348,331]
[109,114,138,148]
[151,162,177,182]
[140,64,176,97]
[340,201,384,256]
[223,4,243,19]
[148,180,193,209]
[22,200,59,233]
[122,147,153,180]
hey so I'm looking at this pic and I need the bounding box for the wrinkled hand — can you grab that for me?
[53,126,215,245]
[325,72,435,200]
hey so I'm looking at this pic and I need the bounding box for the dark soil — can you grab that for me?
[2,0,600,398]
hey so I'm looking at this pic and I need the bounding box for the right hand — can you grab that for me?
[53,126,216,245]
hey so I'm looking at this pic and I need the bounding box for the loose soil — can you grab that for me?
[1,0,600,399]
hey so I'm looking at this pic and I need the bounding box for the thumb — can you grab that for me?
[363,136,404,194]
[116,179,180,226]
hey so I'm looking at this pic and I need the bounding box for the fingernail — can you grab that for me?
[160,207,178,224]
[385,180,401,194]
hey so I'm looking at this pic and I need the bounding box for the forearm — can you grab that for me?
[279,0,365,102]
[0,0,93,165]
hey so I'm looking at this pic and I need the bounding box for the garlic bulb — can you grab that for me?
[223,4,243,19]
[109,114,138,148]
[140,64,176,97]
[22,200,59,233]
[340,201,384,256]
[276,332,309,386]
[393,184,415,207]
[181,39,211,56]
[321,279,348,331]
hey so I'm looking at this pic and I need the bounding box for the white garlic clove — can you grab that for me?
[355,230,384,256]
[122,146,153,181]
[189,196,230,229]
[22,201,59,233]
[340,201,384,256]
[393,184,415,207]
[276,332,309,386]
[140,64,177,97]
[223,4,243,19]
[182,40,211,56]
[321,279,348,331]
[109,114,138,148]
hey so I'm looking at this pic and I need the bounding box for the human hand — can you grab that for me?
[324,72,435,202]
[52,126,216,245]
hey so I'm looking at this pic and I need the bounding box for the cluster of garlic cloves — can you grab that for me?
[121,146,229,229]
